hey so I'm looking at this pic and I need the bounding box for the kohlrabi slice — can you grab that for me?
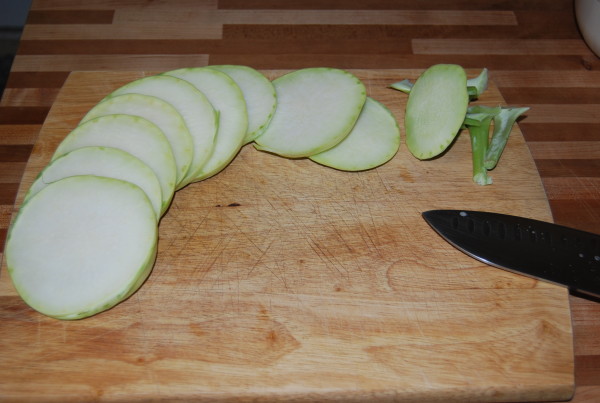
[208,65,276,143]
[53,114,176,214]
[310,97,400,171]
[404,64,469,160]
[106,74,217,188]
[254,67,367,158]
[81,93,194,187]
[6,175,158,320]
[26,146,163,219]
[163,67,248,181]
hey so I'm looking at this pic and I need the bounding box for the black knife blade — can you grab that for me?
[422,209,600,298]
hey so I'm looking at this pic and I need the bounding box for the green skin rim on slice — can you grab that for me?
[163,67,248,182]
[6,175,158,320]
[81,93,194,187]
[208,65,277,144]
[25,146,164,220]
[310,97,401,171]
[52,114,177,214]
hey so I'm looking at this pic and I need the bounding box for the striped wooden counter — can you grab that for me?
[0,1,598,402]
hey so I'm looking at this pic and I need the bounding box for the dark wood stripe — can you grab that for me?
[0,228,6,254]
[519,123,600,142]
[14,36,594,72]
[536,159,600,178]
[0,145,33,163]
[223,24,523,40]
[218,0,572,11]
[501,88,600,104]
[0,107,50,125]
[209,53,589,70]
[6,72,69,88]
[575,355,600,386]
[514,11,580,39]
[19,38,415,55]
[26,10,115,25]
[549,199,600,233]
[0,183,19,205]
[225,14,579,41]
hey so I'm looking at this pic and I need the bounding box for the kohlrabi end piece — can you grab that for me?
[390,79,414,94]
[254,67,367,158]
[485,106,530,170]
[404,64,469,160]
[6,175,158,320]
[309,97,400,171]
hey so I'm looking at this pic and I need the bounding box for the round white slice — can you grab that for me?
[208,65,276,143]
[6,175,158,320]
[164,67,248,181]
[310,97,401,171]
[107,74,218,188]
[254,67,366,158]
[25,146,163,219]
[81,93,194,186]
[53,114,176,214]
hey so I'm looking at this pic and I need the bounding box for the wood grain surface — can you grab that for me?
[0,1,598,402]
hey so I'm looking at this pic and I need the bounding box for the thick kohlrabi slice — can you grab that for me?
[107,74,217,188]
[53,114,176,214]
[81,93,194,187]
[208,64,276,143]
[310,97,400,171]
[164,67,248,181]
[6,175,158,320]
[254,67,367,158]
[26,146,163,219]
[404,64,469,159]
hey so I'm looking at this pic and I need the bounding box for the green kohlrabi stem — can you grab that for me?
[484,106,530,170]
[465,105,501,186]
[466,68,488,100]
[468,118,493,185]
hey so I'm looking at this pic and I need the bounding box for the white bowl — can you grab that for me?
[575,0,600,57]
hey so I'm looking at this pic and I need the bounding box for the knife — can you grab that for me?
[422,209,600,299]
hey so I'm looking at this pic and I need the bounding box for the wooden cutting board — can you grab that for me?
[0,70,574,402]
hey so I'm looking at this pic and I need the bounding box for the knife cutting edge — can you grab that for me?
[422,209,600,299]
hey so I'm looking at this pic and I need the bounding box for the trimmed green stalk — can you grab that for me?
[465,105,501,186]
[468,117,493,185]
[466,68,488,100]
[484,106,530,170]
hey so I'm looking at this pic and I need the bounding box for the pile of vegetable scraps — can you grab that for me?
[391,64,529,185]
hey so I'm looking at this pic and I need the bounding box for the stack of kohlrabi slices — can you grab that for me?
[5,66,401,320]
